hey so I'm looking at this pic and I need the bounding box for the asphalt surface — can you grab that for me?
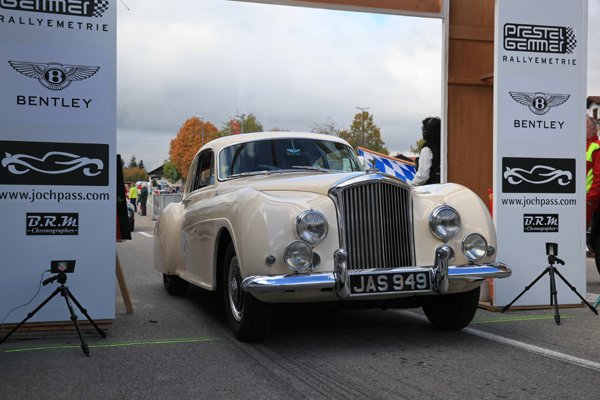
[2,201,600,399]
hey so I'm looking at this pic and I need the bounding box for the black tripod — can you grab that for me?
[0,272,105,355]
[502,254,598,324]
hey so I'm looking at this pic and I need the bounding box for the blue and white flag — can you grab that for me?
[357,147,416,183]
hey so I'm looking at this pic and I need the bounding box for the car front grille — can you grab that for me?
[332,177,414,270]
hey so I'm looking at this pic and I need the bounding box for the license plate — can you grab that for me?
[349,271,431,295]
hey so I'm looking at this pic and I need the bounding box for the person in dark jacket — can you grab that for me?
[410,117,441,186]
[138,183,149,216]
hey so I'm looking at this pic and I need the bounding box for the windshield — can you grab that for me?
[218,138,364,179]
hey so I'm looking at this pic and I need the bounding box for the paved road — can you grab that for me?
[1,208,600,399]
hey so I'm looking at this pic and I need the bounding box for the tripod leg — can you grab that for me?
[502,268,550,313]
[61,289,89,356]
[548,268,560,325]
[0,288,61,346]
[553,269,599,315]
[65,289,106,338]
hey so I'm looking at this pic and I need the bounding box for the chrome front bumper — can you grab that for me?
[242,246,511,300]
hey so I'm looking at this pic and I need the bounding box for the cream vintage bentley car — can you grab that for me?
[154,132,511,341]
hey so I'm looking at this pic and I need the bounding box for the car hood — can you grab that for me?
[218,171,369,196]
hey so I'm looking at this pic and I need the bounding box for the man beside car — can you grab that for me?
[586,115,600,228]
[129,183,138,212]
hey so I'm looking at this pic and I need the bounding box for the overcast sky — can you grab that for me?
[116,0,600,171]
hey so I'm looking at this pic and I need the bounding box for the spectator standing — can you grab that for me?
[129,183,139,211]
[139,183,149,216]
[586,116,600,227]
[410,117,441,186]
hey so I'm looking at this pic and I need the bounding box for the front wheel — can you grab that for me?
[422,287,480,330]
[163,273,188,296]
[223,243,273,341]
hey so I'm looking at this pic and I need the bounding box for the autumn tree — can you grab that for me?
[169,117,218,180]
[339,111,388,154]
[123,167,148,183]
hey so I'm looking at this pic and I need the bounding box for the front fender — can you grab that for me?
[228,189,340,278]
[412,183,496,266]
[154,201,186,274]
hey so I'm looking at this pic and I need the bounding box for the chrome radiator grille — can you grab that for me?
[334,180,414,270]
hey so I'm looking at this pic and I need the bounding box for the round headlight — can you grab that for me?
[284,241,313,272]
[296,210,328,244]
[462,233,488,261]
[429,206,461,240]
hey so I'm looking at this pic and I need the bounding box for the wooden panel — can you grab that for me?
[447,0,495,203]
[447,84,493,202]
[448,39,494,80]
[233,0,443,16]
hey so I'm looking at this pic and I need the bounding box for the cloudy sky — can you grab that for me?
[116,0,600,171]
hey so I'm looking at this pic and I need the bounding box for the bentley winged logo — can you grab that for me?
[503,165,572,186]
[1,151,104,177]
[9,61,100,91]
[509,91,570,115]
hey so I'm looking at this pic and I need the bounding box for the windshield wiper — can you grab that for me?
[227,170,276,180]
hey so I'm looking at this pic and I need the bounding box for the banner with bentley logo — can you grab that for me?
[0,1,115,323]
[493,0,587,306]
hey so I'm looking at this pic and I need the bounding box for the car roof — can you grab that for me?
[200,132,352,155]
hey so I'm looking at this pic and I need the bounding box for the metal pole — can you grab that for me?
[355,106,369,147]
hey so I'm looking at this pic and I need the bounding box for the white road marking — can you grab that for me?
[463,327,600,372]
[402,310,600,372]
[139,232,153,238]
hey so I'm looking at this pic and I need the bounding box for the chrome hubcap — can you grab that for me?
[228,256,243,322]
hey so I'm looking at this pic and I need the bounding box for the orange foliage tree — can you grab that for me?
[169,117,218,180]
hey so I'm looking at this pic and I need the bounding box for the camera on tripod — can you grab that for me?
[545,242,564,266]
[43,260,76,286]
[0,259,106,355]
[503,241,597,324]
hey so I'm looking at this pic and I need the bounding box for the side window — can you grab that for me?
[192,150,214,191]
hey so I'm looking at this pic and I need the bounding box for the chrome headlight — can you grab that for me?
[284,241,313,272]
[429,205,461,240]
[296,210,328,244]
[462,233,488,261]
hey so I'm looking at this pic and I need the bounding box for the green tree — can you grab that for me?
[138,159,145,170]
[163,160,182,183]
[220,113,263,135]
[339,111,388,154]
[128,155,138,168]
[410,138,426,154]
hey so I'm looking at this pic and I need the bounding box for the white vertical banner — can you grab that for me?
[493,0,588,306]
[0,2,116,322]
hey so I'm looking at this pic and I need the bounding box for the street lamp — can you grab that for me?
[355,106,369,147]
[194,115,204,146]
